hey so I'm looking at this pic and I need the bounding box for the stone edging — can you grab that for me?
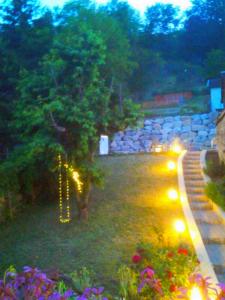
[216,109,225,125]
[200,150,225,225]
[177,151,219,288]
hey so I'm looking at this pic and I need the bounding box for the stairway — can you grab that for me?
[183,151,225,283]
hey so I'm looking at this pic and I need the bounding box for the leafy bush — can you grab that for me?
[204,159,225,179]
[205,181,225,210]
[180,105,200,115]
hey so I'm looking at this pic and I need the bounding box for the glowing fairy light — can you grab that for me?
[72,170,83,193]
[65,160,71,221]
[168,188,179,200]
[174,219,186,233]
[190,286,203,300]
[155,146,162,153]
[65,164,83,194]
[167,161,176,170]
[57,155,83,223]
[172,144,182,154]
[58,154,71,224]
[170,139,183,154]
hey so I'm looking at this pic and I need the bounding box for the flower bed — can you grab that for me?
[1,244,224,299]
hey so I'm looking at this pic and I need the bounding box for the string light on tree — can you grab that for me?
[58,154,71,224]
[72,170,83,193]
[65,164,83,194]
[65,158,71,221]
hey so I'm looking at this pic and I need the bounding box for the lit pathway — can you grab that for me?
[183,151,225,283]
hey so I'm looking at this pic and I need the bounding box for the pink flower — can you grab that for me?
[132,254,142,264]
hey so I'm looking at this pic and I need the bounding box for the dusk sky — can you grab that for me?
[40,0,192,14]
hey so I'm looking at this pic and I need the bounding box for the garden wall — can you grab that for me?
[216,110,225,163]
[111,112,218,153]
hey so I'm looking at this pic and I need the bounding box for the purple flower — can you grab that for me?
[140,267,155,279]
[219,283,225,292]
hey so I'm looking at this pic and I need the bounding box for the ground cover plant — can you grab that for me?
[205,151,225,210]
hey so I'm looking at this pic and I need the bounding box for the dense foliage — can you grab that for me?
[1,0,225,220]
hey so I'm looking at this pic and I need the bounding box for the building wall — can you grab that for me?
[211,88,224,111]
[216,110,225,164]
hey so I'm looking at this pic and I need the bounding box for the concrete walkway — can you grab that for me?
[183,151,225,283]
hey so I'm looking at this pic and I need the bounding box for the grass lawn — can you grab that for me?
[0,154,192,292]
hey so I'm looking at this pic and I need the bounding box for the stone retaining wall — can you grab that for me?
[111,112,218,153]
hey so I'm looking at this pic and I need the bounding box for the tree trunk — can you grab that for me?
[75,177,92,222]
[119,83,123,113]
[5,192,13,220]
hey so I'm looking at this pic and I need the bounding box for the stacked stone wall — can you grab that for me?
[111,113,218,153]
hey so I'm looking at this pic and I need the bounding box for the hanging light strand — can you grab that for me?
[65,157,71,221]
[58,154,70,224]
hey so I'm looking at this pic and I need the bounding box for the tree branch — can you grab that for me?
[49,111,66,133]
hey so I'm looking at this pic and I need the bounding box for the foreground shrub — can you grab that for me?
[1,244,225,299]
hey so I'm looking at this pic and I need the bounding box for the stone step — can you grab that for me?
[185,180,205,187]
[217,273,225,283]
[188,194,209,202]
[183,167,201,172]
[183,156,200,161]
[185,174,203,181]
[184,153,200,157]
[198,224,225,243]
[194,211,223,225]
[183,164,200,171]
[184,170,202,176]
[190,201,213,210]
[206,244,225,274]
[183,158,200,162]
[186,186,205,194]
[185,152,200,157]
[186,151,201,154]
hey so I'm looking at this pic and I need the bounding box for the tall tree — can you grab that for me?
[1,22,140,220]
[0,0,54,153]
[205,49,225,78]
[145,3,180,34]
[184,0,225,62]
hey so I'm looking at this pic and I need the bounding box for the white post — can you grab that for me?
[99,135,109,155]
